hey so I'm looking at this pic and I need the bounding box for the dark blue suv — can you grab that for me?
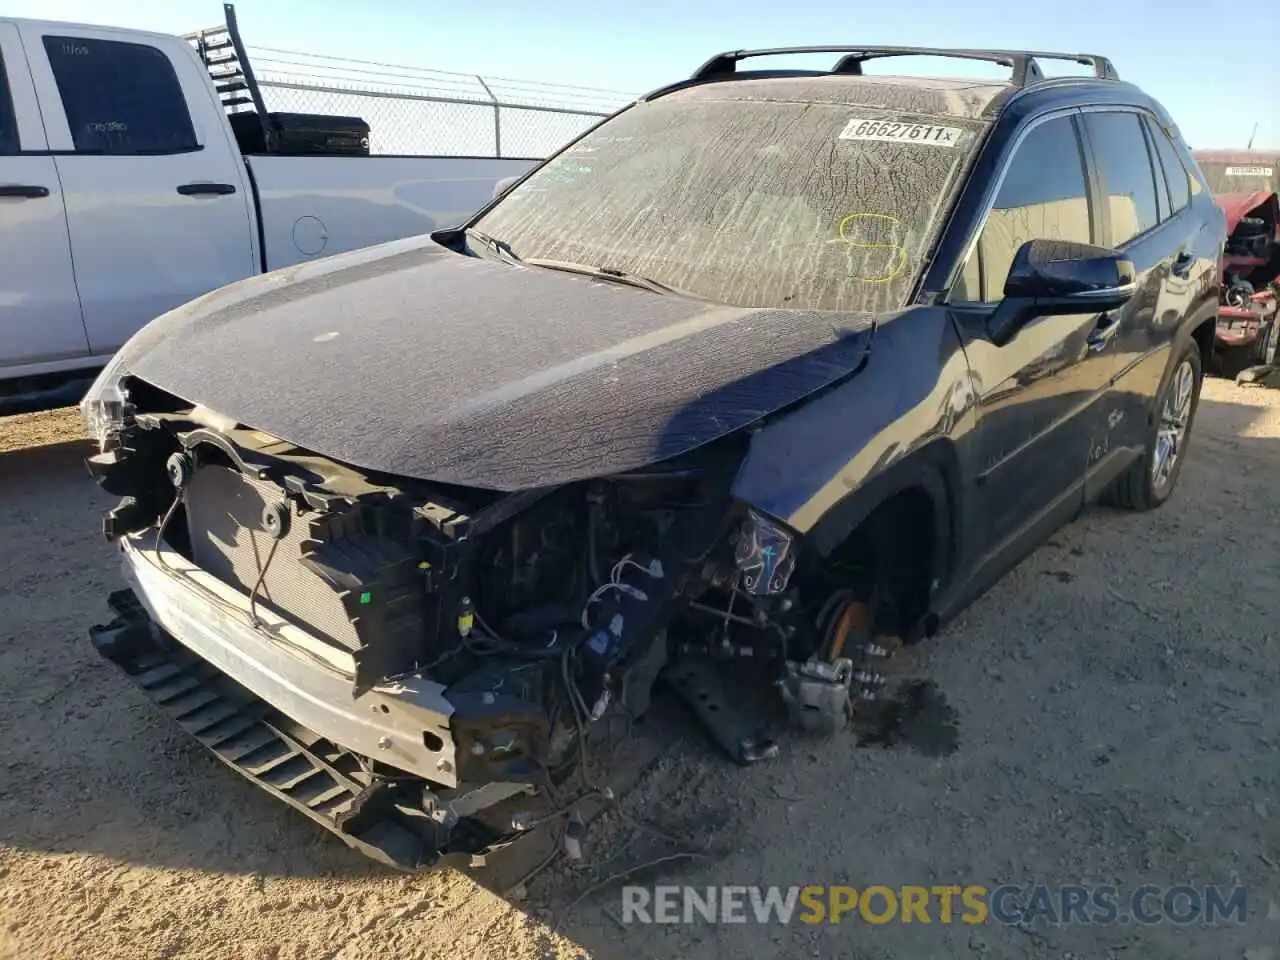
[85,46,1228,870]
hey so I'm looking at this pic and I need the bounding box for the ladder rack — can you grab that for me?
[183,3,268,120]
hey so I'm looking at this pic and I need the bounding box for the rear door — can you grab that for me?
[17,23,257,355]
[0,24,90,374]
[1075,109,1205,492]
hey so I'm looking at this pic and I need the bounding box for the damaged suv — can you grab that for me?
[83,46,1224,870]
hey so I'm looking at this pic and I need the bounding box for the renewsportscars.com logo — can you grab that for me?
[620,884,1250,926]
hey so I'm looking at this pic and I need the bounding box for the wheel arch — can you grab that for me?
[805,438,964,640]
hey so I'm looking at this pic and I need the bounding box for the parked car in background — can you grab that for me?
[0,4,542,410]
[1190,149,1280,375]
[83,46,1224,871]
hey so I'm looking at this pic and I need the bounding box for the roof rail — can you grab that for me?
[690,46,1119,89]
[183,3,269,120]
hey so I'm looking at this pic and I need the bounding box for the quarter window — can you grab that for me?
[1082,111,1160,246]
[42,35,197,155]
[1145,117,1192,216]
[953,115,1092,303]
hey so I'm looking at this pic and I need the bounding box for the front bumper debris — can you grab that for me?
[116,532,460,785]
[90,590,533,871]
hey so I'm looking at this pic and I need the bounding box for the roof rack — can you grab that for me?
[690,46,1119,89]
[182,3,269,119]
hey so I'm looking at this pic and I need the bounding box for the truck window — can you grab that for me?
[1081,111,1160,247]
[952,115,1092,304]
[42,35,197,155]
[0,50,18,154]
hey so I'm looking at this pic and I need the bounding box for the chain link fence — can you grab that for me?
[246,46,639,158]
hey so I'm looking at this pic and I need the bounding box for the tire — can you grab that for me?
[1101,340,1203,511]
[1259,316,1279,368]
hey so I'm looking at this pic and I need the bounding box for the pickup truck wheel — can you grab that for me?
[1102,341,1202,512]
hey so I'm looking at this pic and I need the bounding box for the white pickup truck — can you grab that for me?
[0,5,545,408]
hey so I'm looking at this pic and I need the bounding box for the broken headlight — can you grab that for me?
[80,364,130,450]
[734,508,798,596]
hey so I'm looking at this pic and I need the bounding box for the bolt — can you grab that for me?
[437,759,453,773]
[471,742,486,755]
[377,736,392,750]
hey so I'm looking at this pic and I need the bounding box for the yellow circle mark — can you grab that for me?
[837,212,909,284]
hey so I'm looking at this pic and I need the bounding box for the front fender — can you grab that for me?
[731,307,978,566]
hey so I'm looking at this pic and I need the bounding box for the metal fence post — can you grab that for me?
[475,74,501,158]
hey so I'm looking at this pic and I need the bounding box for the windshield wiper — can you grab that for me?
[464,228,523,265]
[521,258,698,298]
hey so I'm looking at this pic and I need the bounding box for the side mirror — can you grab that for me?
[491,175,521,200]
[988,239,1137,346]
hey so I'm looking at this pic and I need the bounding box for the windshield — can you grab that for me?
[474,97,984,313]
[1195,159,1280,197]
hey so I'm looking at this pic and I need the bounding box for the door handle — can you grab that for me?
[1171,250,1195,279]
[0,184,50,198]
[1086,312,1122,351]
[176,182,236,196]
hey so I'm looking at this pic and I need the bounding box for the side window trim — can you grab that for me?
[1076,105,1166,250]
[944,106,1089,305]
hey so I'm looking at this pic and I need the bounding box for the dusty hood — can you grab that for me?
[115,235,875,490]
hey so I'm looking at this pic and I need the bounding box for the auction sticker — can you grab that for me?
[838,118,963,146]
[1225,166,1274,177]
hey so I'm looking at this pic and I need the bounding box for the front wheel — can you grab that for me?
[1102,341,1203,511]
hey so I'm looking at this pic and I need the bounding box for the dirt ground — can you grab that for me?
[1,379,1278,960]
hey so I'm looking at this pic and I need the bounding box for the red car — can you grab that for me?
[1191,149,1280,374]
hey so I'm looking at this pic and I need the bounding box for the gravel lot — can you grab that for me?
[1,379,1278,960]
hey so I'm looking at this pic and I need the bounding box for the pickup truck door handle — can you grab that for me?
[1086,311,1123,351]
[0,184,50,199]
[176,182,236,196]
[1171,250,1195,279]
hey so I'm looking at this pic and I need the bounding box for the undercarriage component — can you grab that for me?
[662,657,779,765]
[778,657,855,734]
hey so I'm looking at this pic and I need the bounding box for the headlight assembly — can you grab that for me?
[80,363,131,449]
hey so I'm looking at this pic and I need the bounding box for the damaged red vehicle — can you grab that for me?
[1191,149,1280,375]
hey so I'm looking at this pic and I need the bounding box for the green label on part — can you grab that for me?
[359,591,372,605]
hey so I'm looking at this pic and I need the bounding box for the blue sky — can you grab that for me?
[8,0,1277,150]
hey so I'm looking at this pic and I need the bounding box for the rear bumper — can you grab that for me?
[1216,309,1264,348]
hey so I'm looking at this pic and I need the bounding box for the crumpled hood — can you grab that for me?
[115,234,876,490]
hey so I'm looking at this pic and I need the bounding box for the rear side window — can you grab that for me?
[1145,118,1192,216]
[0,50,18,154]
[42,36,197,154]
[1082,112,1160,247]
[953,115,1092,303]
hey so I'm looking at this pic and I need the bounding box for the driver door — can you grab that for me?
[949,112,1118,565]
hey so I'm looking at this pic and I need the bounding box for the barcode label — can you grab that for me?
[838,118,964,147]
